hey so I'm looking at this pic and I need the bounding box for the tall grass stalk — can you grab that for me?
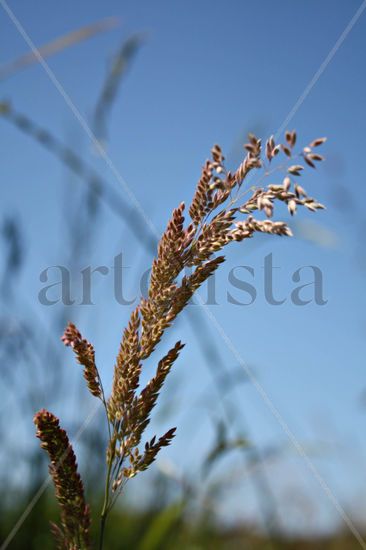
[34,130,326,548]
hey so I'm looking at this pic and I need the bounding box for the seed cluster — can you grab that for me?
[105,130,325,493]
[34,410,91,550]
[61,322,101,399]
[35,130,326,546]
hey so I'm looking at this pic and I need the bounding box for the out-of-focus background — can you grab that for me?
[1,1,366,548]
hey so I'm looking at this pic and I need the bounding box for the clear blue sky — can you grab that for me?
[1,0,366,537]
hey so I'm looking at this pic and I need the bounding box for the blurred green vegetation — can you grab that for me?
[0,491,361,549]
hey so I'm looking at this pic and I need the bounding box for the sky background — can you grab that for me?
[1,0,366,539]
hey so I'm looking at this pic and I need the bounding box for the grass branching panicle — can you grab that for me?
[34,130,326,548]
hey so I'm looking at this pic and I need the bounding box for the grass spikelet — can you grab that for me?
[33,410,91,550]
[108,307,141,421]
[62,322,102,399]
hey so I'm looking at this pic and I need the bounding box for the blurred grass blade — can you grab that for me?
[0,100,156,250]
[0,17,119,81]
[202,420,250,478]
[93,33,144,146]
[138,502,184,550]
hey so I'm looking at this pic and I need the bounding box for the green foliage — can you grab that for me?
[0,493,360,550]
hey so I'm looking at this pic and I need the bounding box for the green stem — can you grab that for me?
[96,369,112,443]
[99,457,113,550]
[98,515,107,550]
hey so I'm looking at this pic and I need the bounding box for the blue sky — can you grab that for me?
[1,0,366,537]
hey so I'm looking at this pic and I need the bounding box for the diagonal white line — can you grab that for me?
[0,401,102,550]
[0,0,157,239]
[276,0,366,136]
[196,299,366,548]
[1,0,365,547]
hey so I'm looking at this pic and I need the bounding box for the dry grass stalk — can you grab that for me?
[34,130,326,548]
